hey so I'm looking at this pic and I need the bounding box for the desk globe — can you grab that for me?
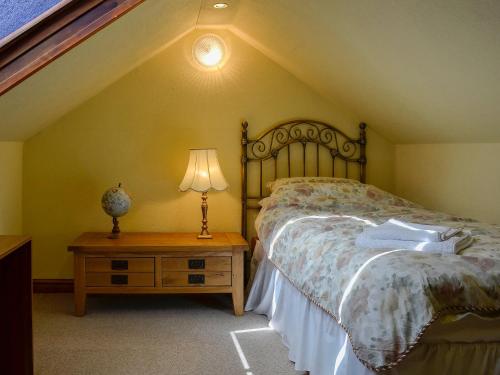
[101,183,131,239]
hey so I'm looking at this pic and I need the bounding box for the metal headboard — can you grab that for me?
[241,119,367,239]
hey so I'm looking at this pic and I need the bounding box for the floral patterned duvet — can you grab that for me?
[256,178,500,372]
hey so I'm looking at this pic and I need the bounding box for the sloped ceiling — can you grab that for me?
[232,0,500,143]
[1,0,499,142]
[0,0,199,140]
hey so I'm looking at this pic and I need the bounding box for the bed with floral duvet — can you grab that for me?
[250,177,500,373]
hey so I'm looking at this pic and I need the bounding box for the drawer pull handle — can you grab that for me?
[111,274,128,285]
[111,260,128,270]
[188,274,205,284]
[188,259,205,269]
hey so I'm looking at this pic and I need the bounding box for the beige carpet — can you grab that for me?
[33,293,304,375]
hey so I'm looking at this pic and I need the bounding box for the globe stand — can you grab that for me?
[108,217,121,239]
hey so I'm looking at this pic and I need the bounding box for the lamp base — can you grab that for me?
[197,234,213,239]
[198,192,212,239]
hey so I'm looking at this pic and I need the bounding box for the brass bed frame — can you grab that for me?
[241,119,367,240]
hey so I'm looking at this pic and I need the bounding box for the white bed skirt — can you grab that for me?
[245,249,500,375]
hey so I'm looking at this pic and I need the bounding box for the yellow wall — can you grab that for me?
[0,142,23,234]
[395,143,500,224]
[24,29,395,278]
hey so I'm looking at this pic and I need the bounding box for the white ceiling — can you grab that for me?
[1,0,499,142]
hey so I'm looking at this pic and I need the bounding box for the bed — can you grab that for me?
[240,119,500,375]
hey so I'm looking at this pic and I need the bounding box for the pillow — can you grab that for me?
[261,178,418,212]
[266,177,360,193]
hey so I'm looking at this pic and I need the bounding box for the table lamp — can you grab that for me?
[179,149,228,239]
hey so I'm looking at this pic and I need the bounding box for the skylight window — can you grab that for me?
[0,0,70,47]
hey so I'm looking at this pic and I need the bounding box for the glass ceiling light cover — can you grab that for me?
[192,34,227,69]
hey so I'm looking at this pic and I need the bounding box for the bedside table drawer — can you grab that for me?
[163,271,231,287]
[86,272,154,287]
[162,256,231,272]
[85,257,154,273]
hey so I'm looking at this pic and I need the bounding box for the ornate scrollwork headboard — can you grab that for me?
[241,119,367,239]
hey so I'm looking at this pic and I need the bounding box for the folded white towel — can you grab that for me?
[355,231,473,254]
[365,219,462,242]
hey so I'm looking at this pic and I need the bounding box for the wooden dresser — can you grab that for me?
[68,232,249,316]
[0,236,33,375]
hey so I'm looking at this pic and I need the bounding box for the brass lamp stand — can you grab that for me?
[198,192,212,239]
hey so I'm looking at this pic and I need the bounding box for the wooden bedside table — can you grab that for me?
[68,232,249,316]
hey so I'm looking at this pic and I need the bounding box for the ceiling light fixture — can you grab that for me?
[213,3,228,9]
[193,34,226,68]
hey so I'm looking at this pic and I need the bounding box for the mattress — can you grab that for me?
[255,178,500,370]
[246,241,500,375]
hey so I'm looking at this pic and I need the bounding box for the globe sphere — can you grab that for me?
[101,184,131,218]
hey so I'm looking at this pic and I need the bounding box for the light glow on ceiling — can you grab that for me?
[192,34,226,69]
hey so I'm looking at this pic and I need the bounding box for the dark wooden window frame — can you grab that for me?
[0,0,146,96]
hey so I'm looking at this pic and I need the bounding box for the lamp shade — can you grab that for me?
[179,149,228,192]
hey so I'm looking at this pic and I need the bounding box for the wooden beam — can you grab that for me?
[0,0,146,96]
